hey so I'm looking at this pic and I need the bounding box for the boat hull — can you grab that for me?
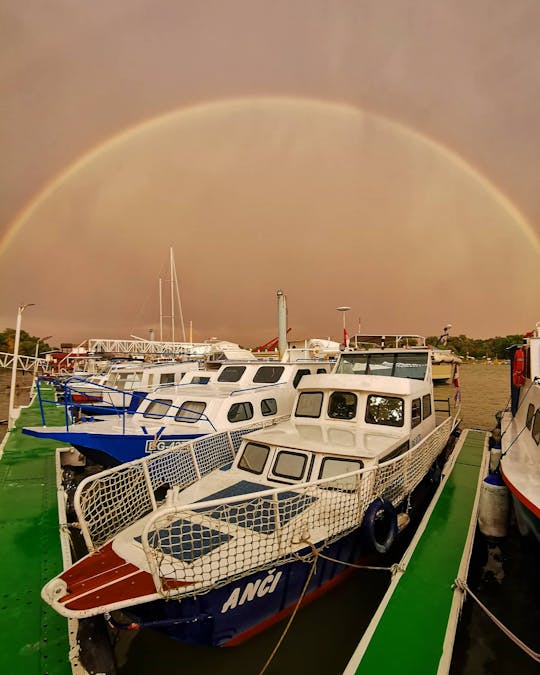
[121,527,368,647]
[22,427,204,466]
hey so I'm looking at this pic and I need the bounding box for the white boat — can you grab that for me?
[24,358,333,466]
[62,360,200,415]
[430,349,462,384]
[499,322,540,542]
[41,343,459,646]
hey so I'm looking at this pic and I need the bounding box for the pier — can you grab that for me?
[343,429,487,675]
[0,384,72,675]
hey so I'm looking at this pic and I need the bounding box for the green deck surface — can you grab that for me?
[353,430,486,675]
[0,387,71,675]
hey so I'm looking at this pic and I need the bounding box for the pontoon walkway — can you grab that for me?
[0,385,71,675]
[344,429,487,675]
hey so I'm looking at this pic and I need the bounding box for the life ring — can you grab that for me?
[512,348,525,387]
[362,498,398,554]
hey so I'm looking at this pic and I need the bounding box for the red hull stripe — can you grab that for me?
[59,542,191,611]
[501,467,540,519]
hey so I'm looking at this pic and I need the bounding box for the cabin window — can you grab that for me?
[261,398,277,416]
[175,401,206,423]
[526,404,535,430]
[365,354,394,377]
[532,410,540,445]
[412,398,422,428]
[365,395,404,427]
[160,373,176,384]
[190,376,210,384]
[293,369,311,388]
[143,398,172,419]
[114,371,143,391]
[422,394,432,419]
[271,450,308,480]
[336,352,428,380]
[218,366,246,383]
[253,366,284,383]
[238,443,270,474]
[319,457,363,491]
[317,368,328,374]
[227,401,254,423]
[328,392,357,420]
[295,391,323,418]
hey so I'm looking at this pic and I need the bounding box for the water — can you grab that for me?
[3,363,538,674]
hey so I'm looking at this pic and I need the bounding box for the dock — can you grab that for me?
[343,429,488,675]
[0,385,72,675]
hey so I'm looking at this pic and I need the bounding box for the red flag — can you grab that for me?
[344,327,350,348]
[452,363,461,403]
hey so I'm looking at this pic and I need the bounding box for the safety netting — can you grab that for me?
[75,415,289,549]
[142,415,454,600]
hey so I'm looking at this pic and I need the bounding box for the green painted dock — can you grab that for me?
[0,386,72,675]
[344,429,487,675]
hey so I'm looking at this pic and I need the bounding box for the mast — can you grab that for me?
[170,246,175,342]
[159,278,163,341]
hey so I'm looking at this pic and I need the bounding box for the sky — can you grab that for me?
[1,1,539,348]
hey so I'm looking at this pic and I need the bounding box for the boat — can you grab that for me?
[430,349,462,384]
[60,359,200,415]
[41,343,459,647]
[23,358,333,467]
[497,322,540,542]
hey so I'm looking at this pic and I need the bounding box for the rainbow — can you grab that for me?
[1,97,539,256]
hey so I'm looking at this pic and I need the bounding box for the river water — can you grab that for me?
[2,364,538,674]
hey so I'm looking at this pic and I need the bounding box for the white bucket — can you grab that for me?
[478,474,509,538]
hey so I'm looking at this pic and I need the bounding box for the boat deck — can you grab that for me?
[344,429,487,675]
[0,386,71,675]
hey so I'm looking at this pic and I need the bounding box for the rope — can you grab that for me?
[317,551,405,575]
[257,538,406,675]
[454,578,540,663]
[257,554,318,675]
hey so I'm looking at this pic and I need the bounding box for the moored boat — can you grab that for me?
[41,344,459,647]
[498,322,540,542]
[23,359,332,466]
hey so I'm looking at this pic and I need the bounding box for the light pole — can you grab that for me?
[8,303,35,430]
[336,306,351,348]
[33,335,52,380]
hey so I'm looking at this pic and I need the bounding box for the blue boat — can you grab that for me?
[23,361,331,466]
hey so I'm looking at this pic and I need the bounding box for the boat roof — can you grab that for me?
[239,419,406,460]
[296,373,429,396]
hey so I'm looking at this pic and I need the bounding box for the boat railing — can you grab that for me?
[74,414,290,550]
[142,415,454,600]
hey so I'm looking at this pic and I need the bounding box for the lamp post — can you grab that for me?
[336,306,351,348]
[33,335,52,380]
[8,303,35,430]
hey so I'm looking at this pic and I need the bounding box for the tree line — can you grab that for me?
[426,334,523,360]
[0,329,55,357]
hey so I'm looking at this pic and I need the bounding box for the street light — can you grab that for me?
[8,303,35,430]
[33,335,52,380]
[336,306,351,348]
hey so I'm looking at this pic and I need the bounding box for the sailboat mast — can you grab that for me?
[170,246,175,342]
[159,277,163,342]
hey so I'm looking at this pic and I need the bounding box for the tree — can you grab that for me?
[0,329,55,356]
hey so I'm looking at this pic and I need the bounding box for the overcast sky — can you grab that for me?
[1,1,539,347]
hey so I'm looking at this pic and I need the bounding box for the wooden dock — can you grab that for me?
[343,429,488,675]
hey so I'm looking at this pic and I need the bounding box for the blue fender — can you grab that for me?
[362,498,398,554]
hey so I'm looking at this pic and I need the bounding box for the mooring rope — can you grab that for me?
[257,553,318,675]
[317,550,405,575]
[257,538,406,675]
[454,578,540,663]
